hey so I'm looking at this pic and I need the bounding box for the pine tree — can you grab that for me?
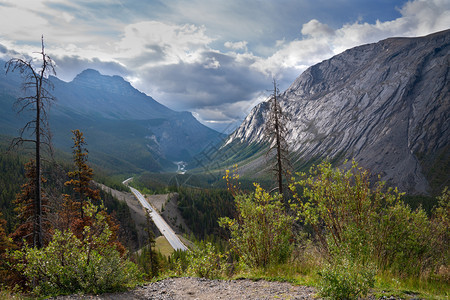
[63,130,125,253]
[144,208,159,277]
[10,160,51,248]
[64,130,100,236]
[0,211,15,286]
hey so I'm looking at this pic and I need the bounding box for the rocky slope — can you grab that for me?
[227,30,450,194]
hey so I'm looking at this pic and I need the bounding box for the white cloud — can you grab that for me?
[301,19,334,38]
[224,41,248,51]
[116,21,214,68]
[0,6,49,41]
[399,0,450,36]
[251,0,450,78]
[61,12,75,23]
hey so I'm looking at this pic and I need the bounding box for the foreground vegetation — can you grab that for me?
[1,149,448,299]
[132,161,448,299]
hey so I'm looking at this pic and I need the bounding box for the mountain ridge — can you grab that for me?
[226,29,450,194]
[0,63,223,173]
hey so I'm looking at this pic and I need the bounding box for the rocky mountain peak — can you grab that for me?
[72,69,136,96]
[228,30,450,194]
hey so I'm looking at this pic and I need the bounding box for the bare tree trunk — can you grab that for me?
[6,36,55,248]
[35,81,42,248]
[273,80,283,195]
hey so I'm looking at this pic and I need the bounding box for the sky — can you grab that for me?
[0,0,449,133]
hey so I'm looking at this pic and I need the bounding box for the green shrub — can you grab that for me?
[185,241,226,279]
[219,183,293,268]
[167,242,227,279]
[290,161,449,281]
[318,255,376,300]
[10,202,142,296]
[290,160,402,262]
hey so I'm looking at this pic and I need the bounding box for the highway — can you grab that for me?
[123,178,188,251]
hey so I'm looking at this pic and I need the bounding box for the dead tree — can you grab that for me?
[265,79,291,197]
[5,36,56,248]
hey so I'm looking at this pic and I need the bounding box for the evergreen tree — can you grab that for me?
[65,130,100,212]
[0,211,13,281]
[64,129,100,237]
[144,208,159,277]
[10,160,51,248]
[63,130,125,253]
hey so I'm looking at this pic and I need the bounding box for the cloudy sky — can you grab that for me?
[0,0,449,132]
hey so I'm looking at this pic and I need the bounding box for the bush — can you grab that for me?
[185,241,226,279]
[10,202,142,296]
[290,160,449,279]
[219,183,293,268]
[318,255,376,300]
[167,241,227,279]
[290,160,402,262]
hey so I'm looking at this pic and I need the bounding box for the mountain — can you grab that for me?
[0,65,223,173]
[224,30,450,195]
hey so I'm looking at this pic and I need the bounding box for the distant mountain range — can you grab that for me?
[0,65,223,173]
[223,30,449,195]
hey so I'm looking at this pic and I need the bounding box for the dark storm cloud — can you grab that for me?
[138,50,268,111]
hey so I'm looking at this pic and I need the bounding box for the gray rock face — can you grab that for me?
[227,30,450,194]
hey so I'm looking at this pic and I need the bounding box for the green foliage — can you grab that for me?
[99,188,139,250]
[374,202,437,276]
[318,256,376,300]
[135,245,161,279]
[219,184,293,268]
[0,150,26,233]
[290,160,402,262]
[185,241,227,279]
[290,160,449,282]
[167,241,227,279]
[9,202,142,296]
[401,194,438,215]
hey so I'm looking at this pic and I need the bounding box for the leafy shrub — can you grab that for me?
[318,255,376,300]
[185,241,226,279]
[290,160,449,280]
[167,242,227,279]
[290,160,402,262]
[374,202,431,276]
[219,183,293,268]
[10,202,141,296]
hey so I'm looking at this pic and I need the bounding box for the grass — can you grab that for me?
[0,289,26,300]
[155,236,174,257]
[373,271,450,300]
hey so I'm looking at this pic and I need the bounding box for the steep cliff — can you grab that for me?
[227,30,450,194]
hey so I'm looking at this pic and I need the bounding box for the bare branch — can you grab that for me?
[5,36,56,248]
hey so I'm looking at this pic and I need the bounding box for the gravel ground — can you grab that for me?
[52,277,318,299]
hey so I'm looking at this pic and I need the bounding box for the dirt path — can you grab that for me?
[54,277,317,299]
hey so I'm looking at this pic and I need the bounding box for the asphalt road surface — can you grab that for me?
[123,179,187,251]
